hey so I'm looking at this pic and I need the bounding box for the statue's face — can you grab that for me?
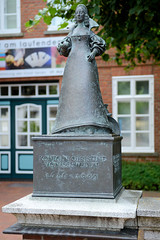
[75,7,85,23]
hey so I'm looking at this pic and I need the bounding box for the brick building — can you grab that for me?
[0,0,159,179]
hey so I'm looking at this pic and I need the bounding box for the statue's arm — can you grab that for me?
[57,36,72,57]
[87,31,106,62]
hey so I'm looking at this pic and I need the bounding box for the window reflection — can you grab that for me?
[1,108,8,118]
[1,135,9,147]
[136,133,149,147]
[17,106,28,119]
[136,102,149,114]
[118,81,130,95]
[18,135,28,146]
[136,117,149,131]
[136,81,149,95]
[118,102,130,114]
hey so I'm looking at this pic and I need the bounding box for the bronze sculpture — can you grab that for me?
[52,4,119,135]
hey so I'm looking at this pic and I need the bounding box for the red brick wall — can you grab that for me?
[97,55,160,162]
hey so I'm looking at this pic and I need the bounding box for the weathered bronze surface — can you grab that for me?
[32,135,122,198]
[52,4,119,135]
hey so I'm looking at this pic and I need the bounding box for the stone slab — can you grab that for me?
[3,223,138,240]
[137,197,160,231]
[32,135,122,199]
[137,197,160,217]
[2,190,142,231]
[144,230,160,240]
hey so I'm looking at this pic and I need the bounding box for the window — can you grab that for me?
[0,83,59,98]
[47,105,58,134]
[112,75,154,153]
[0,106,10,148]
[16,104,42,149]
[0,0,21,34]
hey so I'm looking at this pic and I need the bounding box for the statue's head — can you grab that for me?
[75,4,89,27]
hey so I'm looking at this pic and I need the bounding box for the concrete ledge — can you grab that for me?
[0,33,24,38]
[2,190,142,231]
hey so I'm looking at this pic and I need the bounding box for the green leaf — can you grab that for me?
[102,53,109,61]
[58,22,69,29]
[43,15,52,25]
[25,19,35,28]
[49,7,57,16]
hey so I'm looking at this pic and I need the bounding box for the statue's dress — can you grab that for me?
[52,27,112,134]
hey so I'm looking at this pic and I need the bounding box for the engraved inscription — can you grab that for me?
[113,154,121,173]
[45,171,98,182]
[39,152,107,182]
[40,153,107,169]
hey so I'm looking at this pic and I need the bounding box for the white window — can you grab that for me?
[0,0,21,34]
[112,75,154,153]
[16,104,42,149]
[0,83,59,98]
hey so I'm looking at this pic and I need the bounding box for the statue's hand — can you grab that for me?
[87,48,99,62]
[87,52,95,62]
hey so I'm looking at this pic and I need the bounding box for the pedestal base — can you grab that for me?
[2,190,142,231]
[32,135,122,199]
[138,197,160,240]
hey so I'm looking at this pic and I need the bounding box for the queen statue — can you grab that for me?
[52,4,120,135]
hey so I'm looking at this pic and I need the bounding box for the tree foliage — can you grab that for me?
[26,0,160,67]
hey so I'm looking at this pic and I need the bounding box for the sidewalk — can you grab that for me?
[0,181,33,240]
[1,181,160,240]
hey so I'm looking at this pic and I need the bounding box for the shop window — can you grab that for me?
[112,75,154,153]
[0,0,21,34]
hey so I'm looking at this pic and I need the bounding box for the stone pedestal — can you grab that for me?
[2,190,142,240]
[32,135,122,199]
[137,197,160,240]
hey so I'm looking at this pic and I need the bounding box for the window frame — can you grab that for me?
[15,103,42,149]
[112,75,154,153]
[0,83,59,98]
[0,0,21,34]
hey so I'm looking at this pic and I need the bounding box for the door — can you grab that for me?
[0,99,58,179]
[9,100,46,179]
[14,103,42,177]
